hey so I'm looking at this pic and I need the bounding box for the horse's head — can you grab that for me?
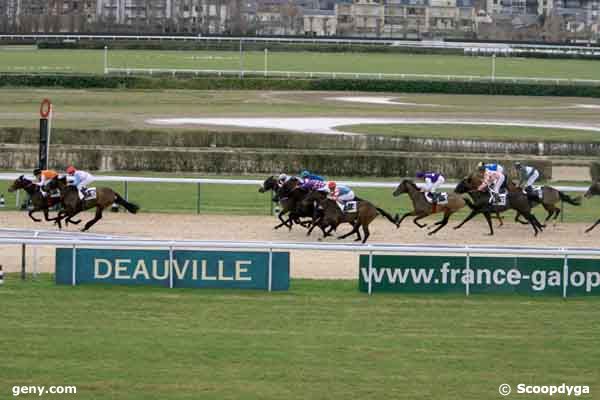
[8,175,31,192]
[259,176,277,193]
[585,181,600,199]
[393,180,415,197]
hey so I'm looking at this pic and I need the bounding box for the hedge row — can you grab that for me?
[35,40,465,55]
[2,74,600,97]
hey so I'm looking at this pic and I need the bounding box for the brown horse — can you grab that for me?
[46,176,139,231]
[7,175,63,227]
[305,190,398,243]
[454,173,544,236]
[392,179,466,235]
[584,181,600,233]
[506,181,581,223]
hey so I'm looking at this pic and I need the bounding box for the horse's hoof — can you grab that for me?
[354,238,361,242]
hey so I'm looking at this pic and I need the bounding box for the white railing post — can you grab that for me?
[465,248,471,296]
[33,231,39,278]
[368,250,373,296]
[268,247,273,292]
[562,250,568,299]
[103,46,108,74]
[71,244,77,286]
[168,244,174,289]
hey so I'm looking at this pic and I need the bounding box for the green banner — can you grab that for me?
[56,248,289,290]
[359,255,600,296]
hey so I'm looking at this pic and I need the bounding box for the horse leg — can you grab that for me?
[454,210,479,230]
[397,211,415,227]
[81,207,103,232]
[428,211,451,235]
[307,216,322,236]
[28,209,42,222]
[524,213,540,236]
[585,218,600,233]
[273,211,289,230]
[543,204,554,222]
[338,223,360,240]
[483,212,495,236]
[514,212,529,225]
[361,224,370,243]
[496,212,504,227]
[413,214,428,228]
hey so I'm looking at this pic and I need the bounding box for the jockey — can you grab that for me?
[33,168,58,196]
[327,181,355,208]
[300,177,326,191]
[299,169,325,182]
[277,173,292,188]
[416,171,445,203]
[66,166,94,198]
[477,165,504,201]
[515,162,539,193]
[477,162,506,194]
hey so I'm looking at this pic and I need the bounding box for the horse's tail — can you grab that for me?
[114,193,140,214]
[558,191,581,206]
[375,206,399,225]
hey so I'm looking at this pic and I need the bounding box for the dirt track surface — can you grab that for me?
[2,212,599,279]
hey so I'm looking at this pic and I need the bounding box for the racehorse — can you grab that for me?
[259,175,296,229]
[584,181,600,233]
[392,179,466,235]
[45,176,139,231]
[304,190,398,243]
[454,173,544,236]
[506,181,581,223]
[7,175,62,227]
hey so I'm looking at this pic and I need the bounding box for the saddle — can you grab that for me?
[489,192,507,206]
[425,192,449,205]
[79,187,97,201]
[343,201,358,213]
[526,186,543,200]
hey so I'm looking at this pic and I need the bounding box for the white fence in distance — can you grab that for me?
[104,67,600,86]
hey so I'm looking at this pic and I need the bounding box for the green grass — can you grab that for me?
[1,172,597,222]
[338,124,600,142]
[1,276,598,400]
[2,48,600,80]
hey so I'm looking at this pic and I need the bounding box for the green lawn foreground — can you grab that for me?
[0,276,598,400]
[1,174,598,223]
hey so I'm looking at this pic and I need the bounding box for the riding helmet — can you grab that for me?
[33,168,42,176]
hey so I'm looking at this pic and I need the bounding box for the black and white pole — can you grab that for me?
[0,264,4,285]
[39,98,52,170]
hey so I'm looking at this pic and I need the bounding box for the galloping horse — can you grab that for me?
[584,181,600,233]
[46,176,139,231]
[454,173,544,236]
[304,190,398,243]
[392,179,466,235]
[7,175,62,227]
[506,181,581,223]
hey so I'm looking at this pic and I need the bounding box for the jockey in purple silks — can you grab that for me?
[416,171,445,203]
[300,178,326,191]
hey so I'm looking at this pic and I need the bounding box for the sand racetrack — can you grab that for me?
[1,211,598,279]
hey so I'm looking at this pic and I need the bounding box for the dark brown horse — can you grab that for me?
[7,175,63,227]
[506,181,581,223]
[392,179,466,235]
[46,176,139,231]
[454,173,544,236]
[584,181,600,233]
[305,190,398,243]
